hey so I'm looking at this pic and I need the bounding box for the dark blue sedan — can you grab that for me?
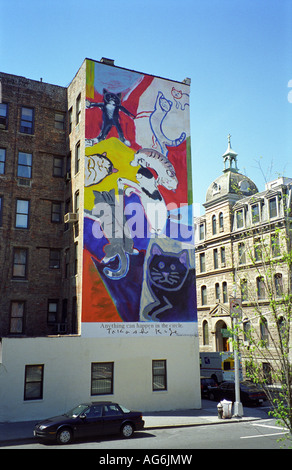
[34,401,145,444]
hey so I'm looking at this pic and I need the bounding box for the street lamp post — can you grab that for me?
[230,298,243,417]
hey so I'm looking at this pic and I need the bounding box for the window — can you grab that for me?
[238,242,246,265]
[54,112,65,130]
[47,300,58,323]
[221,247,226,266]
[10,301,25,334]
[222,282,228,303]
[199,253,206,273]
[260,317,269,345]
[74,191,79,213]
[243,320,251,342]
[16,199,30,228]
[219,212,224,232]
[152,360,167,391]
[0,103,8,129]
[199,223,205,241]
[24,365,44,400]
[203,320,209,345]
[17,152,32,178]
[76,94,81,124]
[53,157,64,177]
[75,141,80,174]
[12,248,28,278]
[51,202,62,223]
[254,238,262,262]
[20,107,34,134]
[274,273,283,297]
[240,279,248,301]
[0,196,3,226]
[0,148,6,174]
[69,107,73,133]
[269,197,277,219]
[212,215,217,235]
[201,285,207,305]
[49,249,61,269]
[215,283,220,302]
[213,249,218,269]
[271,232,280,257]
[251,204,260,224]
[257,276,265,300]
[236,209,244,229]
[65,249,70,278]
[74,243,78,275]
[91,362,114,395]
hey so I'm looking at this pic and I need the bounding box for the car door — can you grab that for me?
[77,404,103,438]
[102,404,124,435]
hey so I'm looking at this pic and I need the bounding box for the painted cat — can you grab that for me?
[118,166,167,235]
[86,89,135,146]
[142,244,190,321]
[85,189,137,279]
[84,152,118,187]
[130,148,178,191]
[149,91,186,156]
[171,87,190,110]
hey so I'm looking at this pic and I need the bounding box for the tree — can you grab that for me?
[230,213,292,435]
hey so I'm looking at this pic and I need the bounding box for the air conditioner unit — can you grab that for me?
[64,212,78,223]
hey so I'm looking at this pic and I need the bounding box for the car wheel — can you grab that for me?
[121,423,134,438]
[56,427,73,444]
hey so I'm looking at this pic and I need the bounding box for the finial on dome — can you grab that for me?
[222,134,239,173]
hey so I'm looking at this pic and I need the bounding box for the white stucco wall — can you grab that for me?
[0,335,201,422]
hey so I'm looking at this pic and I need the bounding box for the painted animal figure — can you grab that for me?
[149,91,186,155]
[130,148,178,191]
[142,244,190,321]
[84,152,118,187]
[86,89,135,146]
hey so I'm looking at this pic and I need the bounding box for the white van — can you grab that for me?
[200,352,242,384]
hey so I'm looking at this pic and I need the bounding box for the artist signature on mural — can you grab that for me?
[101,322,183,336]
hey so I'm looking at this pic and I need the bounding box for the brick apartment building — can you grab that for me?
[0,59,200,421]
[0,72,77,336]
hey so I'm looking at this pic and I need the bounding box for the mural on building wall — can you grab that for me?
[82,59,196,336]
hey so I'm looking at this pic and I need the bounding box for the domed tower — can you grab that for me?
[195,136,259,353]
[204,134,258,210]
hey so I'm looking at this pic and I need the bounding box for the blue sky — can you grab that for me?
[1,0,291,213]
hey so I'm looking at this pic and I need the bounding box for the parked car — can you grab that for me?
[200,376,218,400]
[34,401,145,444]
[211,380,267,406]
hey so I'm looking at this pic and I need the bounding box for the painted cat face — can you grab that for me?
[85,152,117,187]
[159,95,172,112]
[103,89,121,106]
[148,244,189,291]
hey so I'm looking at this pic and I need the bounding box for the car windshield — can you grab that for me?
[119,405,130,413]
[64,404,89,418]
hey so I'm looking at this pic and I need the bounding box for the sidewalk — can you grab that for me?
[0,400,267,445]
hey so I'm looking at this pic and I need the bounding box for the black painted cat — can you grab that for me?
[86,89,135,146]
[142,243,191,321]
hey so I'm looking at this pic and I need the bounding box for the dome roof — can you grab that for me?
[204,136,258,207]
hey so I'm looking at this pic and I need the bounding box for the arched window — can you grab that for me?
[243,319,251,342]
[240,279,248,301]
[257,276,265,300]
[260,317,269,346]
[215,283,220,302]
[274,273,283,297]
[222,282,228,303]
[219,212,224,232]
[212,215,217,235]
[201,286,207,306]
[203,320,209,345]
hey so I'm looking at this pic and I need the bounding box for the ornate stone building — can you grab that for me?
[195,136,292,363]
